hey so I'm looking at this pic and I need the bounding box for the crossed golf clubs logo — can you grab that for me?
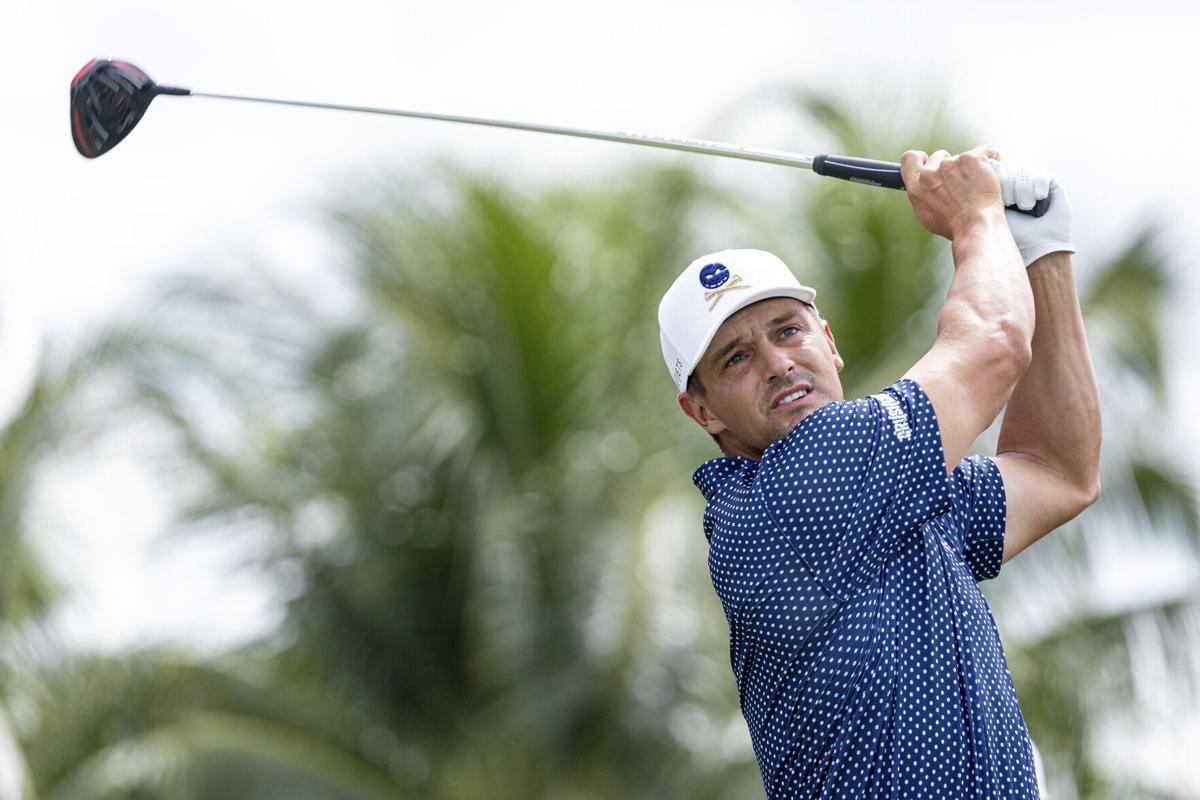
[699,262,751,311]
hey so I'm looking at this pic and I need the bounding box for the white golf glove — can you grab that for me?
[990,159,1075,266]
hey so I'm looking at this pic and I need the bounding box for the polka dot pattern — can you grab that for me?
[693,379,1038,798]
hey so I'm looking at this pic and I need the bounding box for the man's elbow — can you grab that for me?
[1080,476,1102,510]
[1065,473,1101,522]
[1077,434,1103,511]
[974,313,1032,391]
[937,298,1033,379]
[1041,477,1101,537]
[995,313,1034,377]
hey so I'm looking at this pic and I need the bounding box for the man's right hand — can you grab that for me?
[900,146,1007,241]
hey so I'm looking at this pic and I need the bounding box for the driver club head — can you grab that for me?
[70,59,185,158]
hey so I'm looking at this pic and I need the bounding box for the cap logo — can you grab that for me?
[698,263,730,289]
[704,274,750,311]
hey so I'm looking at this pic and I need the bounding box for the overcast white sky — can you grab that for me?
[3,0,1199,663]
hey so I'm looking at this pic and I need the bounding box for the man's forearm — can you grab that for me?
[945,210,1035,345]
[996,252,1101,494]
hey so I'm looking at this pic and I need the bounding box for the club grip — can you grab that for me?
[812,153,1049,217]
[812,154,905,189]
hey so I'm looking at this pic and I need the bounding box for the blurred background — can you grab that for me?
[2,1,1198,797]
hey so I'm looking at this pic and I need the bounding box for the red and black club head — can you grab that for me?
[70,59,189,158]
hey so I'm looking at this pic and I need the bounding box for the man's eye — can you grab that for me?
[780,326,800,338]
[726,353,745,368]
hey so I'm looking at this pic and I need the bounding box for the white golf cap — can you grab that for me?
[658,249,817,392]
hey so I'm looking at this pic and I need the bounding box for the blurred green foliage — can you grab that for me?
[0,93,1196,799]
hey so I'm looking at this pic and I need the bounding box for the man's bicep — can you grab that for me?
[905,339,1016,474]
[994,452,1093,563]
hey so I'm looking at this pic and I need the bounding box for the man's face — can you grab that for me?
[678,297,844,460]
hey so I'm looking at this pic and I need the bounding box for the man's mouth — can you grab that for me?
[770,385,811,410]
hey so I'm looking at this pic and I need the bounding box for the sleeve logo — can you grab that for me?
[871,393,912,441]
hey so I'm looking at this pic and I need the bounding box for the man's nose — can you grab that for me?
[759,342,796,382]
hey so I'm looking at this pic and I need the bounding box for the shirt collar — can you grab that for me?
[692,455,757,501]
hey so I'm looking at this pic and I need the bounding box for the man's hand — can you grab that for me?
[990,160,1076,266]
[900,146,1006,240]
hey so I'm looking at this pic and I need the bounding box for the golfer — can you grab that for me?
[658,146,1100,798]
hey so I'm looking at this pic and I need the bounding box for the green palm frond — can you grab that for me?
[45,711,408,800]
[1129,458,1200,539]
[1081,229,1172,396]
[11,649,416,800]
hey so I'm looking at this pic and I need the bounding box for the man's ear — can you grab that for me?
[822,320,844,373]
[678,390,728,436]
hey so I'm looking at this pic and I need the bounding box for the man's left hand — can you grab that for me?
[990,160,1076,266]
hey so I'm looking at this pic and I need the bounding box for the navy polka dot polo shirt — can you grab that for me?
[693,379,1039,798]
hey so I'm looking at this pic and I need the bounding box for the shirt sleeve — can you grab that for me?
[948,455,1008,581]
[758,378,952,599]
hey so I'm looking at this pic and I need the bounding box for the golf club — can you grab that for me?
[70,59,1048,217]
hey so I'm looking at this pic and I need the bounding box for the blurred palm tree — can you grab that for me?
[9,164,766,799]
[5,93,1196,798]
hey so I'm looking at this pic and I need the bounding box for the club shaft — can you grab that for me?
[187,91,817,170]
